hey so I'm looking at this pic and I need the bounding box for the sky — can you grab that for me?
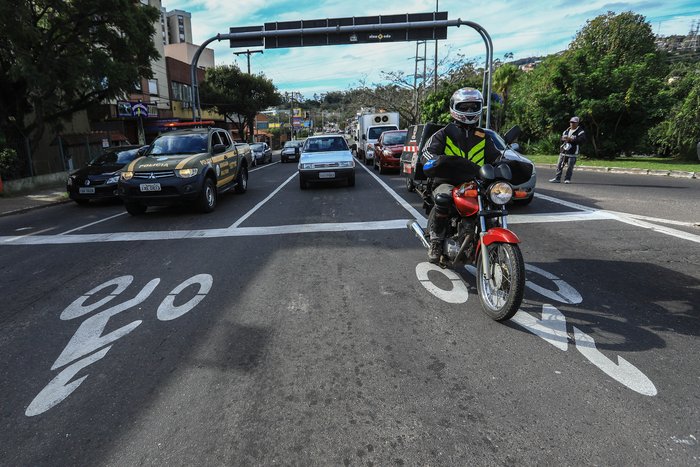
[164,0,700,99]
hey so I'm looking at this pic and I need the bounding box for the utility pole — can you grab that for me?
[413,40,427,123]
[233,49,263,74]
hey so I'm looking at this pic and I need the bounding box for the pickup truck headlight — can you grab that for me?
[120,171,134,181]
[176,168,198,178]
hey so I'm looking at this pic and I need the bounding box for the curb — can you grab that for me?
[537,164,697,179]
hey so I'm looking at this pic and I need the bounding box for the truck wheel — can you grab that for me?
[125,202,146,216]
[196,177,217,213]
[234,166,248,194]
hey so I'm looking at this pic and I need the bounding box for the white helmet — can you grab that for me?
[449,87,483,125]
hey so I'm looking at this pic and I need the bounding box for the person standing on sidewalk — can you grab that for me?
[550,116,586,184]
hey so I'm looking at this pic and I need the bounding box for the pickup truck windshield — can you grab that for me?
[368,126,398,140]
[150,134,208,155]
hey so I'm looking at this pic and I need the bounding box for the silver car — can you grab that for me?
[298,135,355,189]
[250,142,272,166]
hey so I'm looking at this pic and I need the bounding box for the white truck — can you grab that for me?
[355,111,400,164]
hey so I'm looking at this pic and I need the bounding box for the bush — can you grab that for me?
[0,147,23,180]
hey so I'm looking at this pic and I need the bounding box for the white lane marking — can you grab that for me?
[229,171,298,228]
[508,210,617,224]
[523,264,583,304]
[574,327,658,396]
[354,158,428,228]
[511,305,569,351]
[4,227,56,242]
[59,212,126,235]
[537,192,700,243]
[0,220,413,245]
[249,161,280,172]
[14,227,33,231]
[415,262,469,303]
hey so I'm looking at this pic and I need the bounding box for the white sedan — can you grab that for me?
[298,135,356,189]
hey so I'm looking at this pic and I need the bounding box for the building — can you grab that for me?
[166,10,193,44]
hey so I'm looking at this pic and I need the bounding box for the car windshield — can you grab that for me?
[149,134,208,155]
[90,148,140,166]
[368,126,397,140]
[486,131,506,151]
[382,132,407,146]
[303,137,348,152]
[251,143,264,151]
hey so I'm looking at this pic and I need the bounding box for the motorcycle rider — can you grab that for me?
[421,87,501,264]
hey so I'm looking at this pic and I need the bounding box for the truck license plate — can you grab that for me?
[319,172,335,179]
[139,183,161,192]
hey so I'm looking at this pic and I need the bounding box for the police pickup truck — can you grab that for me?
[118,126,252,215]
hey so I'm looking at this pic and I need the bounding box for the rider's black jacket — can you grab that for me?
[421,122,501,185]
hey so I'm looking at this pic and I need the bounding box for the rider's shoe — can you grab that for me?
[428,240,442,264]
[549,178,560,183]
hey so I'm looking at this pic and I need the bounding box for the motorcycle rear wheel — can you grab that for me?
[476,242,525,321]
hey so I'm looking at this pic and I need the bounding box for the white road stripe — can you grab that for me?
[249,161,280,173]
[354,158,428,227]
[59,212,127,235]
[0,220,413,245]
[4,227,56,243]
[229,171,298,229]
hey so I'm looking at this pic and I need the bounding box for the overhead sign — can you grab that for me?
[230,12,448,49]
[132,103,149,117]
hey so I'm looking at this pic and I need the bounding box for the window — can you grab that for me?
[219,131,233,147]
[171,82,191,102]
[148,79,158,96]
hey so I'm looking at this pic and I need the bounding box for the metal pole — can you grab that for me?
[434,0,439,92]
[413,41,419,121]
[190,34,220,121]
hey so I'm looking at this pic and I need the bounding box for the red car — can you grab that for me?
[373,130,407,174]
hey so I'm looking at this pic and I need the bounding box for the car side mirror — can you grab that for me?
[362,135,366,140]
[510,143,521,152]
[503,126,521,145]
[136,147,148,157]
[213,143,227,154]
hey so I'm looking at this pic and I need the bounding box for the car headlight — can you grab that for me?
[67,176,74,186]
[337,161,354,168]
[488,182,513,205]
[383,149,393,156]
[300,163,314,169]
[176,168,198,178]
[121,171,134,181]
[105,175,120,185]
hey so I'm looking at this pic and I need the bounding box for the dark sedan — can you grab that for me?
[281,140,304,163]
[67,145,146,204]
[250,142,273,165]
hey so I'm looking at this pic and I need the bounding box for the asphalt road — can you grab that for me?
[0,158,698,466]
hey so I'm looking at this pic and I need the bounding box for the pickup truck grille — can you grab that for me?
[134,170,175,179]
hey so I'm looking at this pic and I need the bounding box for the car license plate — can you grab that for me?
[78,187,95,194]
[139,183,161,192]
[319,172,335,179]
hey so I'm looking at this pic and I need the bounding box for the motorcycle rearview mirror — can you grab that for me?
[503,125,521,145]
[479,164,496,181]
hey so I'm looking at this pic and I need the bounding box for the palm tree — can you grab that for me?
[493,63,522,131]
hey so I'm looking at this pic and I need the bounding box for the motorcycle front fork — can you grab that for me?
[477,198,508,280]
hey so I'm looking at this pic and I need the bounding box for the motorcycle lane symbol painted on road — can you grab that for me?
[25,274,213,417]
[416,262,657,396]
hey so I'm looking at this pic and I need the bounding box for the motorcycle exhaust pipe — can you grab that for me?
[407,220,430,249]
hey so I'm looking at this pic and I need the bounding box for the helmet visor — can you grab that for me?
[455,101,481,113]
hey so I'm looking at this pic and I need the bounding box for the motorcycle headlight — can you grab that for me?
[105,175,120,185]
[121,171,134,181]
[488,182,513,205]
[176,168,198,178]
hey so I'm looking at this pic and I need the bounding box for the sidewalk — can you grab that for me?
[0,163,696,218]
[0,185,71,217]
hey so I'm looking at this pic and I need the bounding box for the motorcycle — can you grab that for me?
[407,128,531,321]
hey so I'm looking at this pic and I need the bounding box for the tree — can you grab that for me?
[199,65,281,142]
[493,63,522,132]
[0,0,160,163]
[648,61,700,160]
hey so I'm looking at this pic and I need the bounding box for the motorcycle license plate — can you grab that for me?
[78,187,95,194]
[139,183,161,192]
[319,172,335,179]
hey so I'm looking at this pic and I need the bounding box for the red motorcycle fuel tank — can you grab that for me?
[452,182,479,217]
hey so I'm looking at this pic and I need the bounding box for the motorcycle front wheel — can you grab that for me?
[476,242,525,321]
